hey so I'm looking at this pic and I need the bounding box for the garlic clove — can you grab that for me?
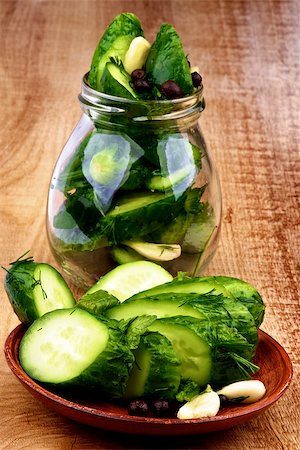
[217,380,266,404]
[124,37,151,75]
[177,385,220,419]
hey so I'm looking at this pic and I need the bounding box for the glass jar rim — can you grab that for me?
[79,73,205,121]
[81,72,203,105]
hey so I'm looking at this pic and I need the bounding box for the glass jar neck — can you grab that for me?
[78,73,205,129]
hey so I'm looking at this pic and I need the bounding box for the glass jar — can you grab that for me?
[47,74,222,289]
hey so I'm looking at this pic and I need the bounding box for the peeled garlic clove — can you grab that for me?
[217,380,266,404]
[177,386,220,419]
[122,241,181,261]
[124,36,151,75]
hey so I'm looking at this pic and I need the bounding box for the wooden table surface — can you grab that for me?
[0,1,299,448]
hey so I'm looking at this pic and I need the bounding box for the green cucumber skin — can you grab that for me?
[148,316,254,386]
[106,292,258,349]
[150,213,190,244]
[4,261,39,324]
[111,246,145,264]
[125,332,181,400]
[131,277,235,300]
[203,276,265,328]
[56,190,187,251]
[4,261,75,324]
[54,190,186,251]
[70,322,134,397]
[88,13,143,89]
[104,191,187,245]
[145,24,193,96]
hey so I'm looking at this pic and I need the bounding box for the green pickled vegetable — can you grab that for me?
[19,308,134,398]
[87,260,173,301]
[145,24,194,96]
[106,291,258,349]
[3,253,75,324]
[100,61,138,99]
[202,276,265,327]
[148,316,258,388]
[88,13,143,89]
[124,331,181,399]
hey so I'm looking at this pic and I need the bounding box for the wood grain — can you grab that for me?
[0,0,299,448]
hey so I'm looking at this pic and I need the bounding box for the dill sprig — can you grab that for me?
[31,270,48,300]
[1,250,34,277]
[229,352,260,377]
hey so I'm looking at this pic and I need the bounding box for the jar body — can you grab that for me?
[47,84,222,289]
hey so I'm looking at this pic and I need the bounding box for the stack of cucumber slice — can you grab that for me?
[4,254,265,405]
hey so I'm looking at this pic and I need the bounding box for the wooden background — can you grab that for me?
[0,0,299,448]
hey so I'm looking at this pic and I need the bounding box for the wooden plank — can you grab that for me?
[0,0,299,448]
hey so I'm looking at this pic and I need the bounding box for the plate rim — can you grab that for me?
[4,325,293,429]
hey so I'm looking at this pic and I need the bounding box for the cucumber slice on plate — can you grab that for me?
[202,276,265,327]
[4,254,75,324]
[148,316,256,387]
[19,308,134,397]
[87,261,173,301]
[106,291,258,348]
[124,331,181,400]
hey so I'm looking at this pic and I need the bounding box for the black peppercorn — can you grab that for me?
[192,72,202,88]
[218,394,229,409]
[131,69,145,81]
[160,80,183,99]
[128,399,149,416]
[133,79,151,93]
[152,399,172,417]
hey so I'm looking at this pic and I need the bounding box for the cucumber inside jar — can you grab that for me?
[48,126,219,288]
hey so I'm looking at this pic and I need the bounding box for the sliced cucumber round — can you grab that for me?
[149,318,211,386]
[89,146,127,185]
[87,261,173,302]
[20,308,109,384]
[19,308,134,397]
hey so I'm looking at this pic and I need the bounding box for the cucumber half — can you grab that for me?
[87,261,173,301]
[20,308,109,384]
[4,257,75,324]
[19,308,134,397]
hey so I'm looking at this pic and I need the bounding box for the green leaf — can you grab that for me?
[145,24,194,96]
[176,379,201,402]
[77,290,120,316]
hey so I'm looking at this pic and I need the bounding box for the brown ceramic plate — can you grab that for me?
[4,326,292,436]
